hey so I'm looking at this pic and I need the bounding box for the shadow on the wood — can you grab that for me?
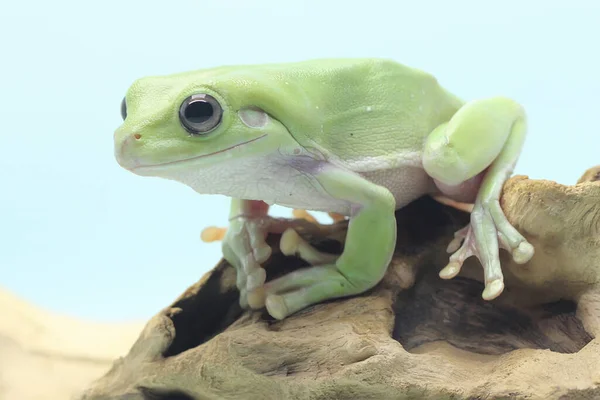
[393,268,592,355]
[163,265,242,357]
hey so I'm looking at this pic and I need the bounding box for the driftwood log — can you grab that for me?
[79,167,600,400]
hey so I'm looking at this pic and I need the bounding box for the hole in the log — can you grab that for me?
[139,386,195,400]
[392,269,593,355]
[394,196,471,254]
[163,266,243,357]
[162,233,343,356]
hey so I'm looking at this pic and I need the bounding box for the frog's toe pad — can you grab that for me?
[280,229,302,256]
[247,287,266,309]
[265,294,288,320]
[513,242,534,264]
[482,279,504,300]
[446,226,470,254]
[200,226,227,242]
[439,261,462,280]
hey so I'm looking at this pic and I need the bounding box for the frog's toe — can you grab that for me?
[482,279,505,301]
[250,234,272,264]
[486,200,534,264]
[280,228,301,256]
[238,287,249,309]
[261,264,364,320]
[492,226,533,265]
[442,199,534,301]
[246,268,267,291]
[265,294,288,320]
[445,225,470,254]
[222,231,268,308]
[246,286,266,309]
[513,241,535,264]
[442,217,505,300]
[439,261,462,280]
[440,226,477,280]
[280,228,339,265]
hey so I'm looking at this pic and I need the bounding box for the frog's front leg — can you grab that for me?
[223,199,345,309]
[221,199,273,308]
[423,96,534,300]
[256,165,397,320]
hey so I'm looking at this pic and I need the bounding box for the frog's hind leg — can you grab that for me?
[422,96,534,301]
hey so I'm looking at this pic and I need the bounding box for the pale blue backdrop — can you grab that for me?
[2,0,599,322]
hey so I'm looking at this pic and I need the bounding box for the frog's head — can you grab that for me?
[114,65,312,184]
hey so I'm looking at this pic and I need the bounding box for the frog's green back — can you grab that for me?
[162,59,464,171]
[279,59,464,170]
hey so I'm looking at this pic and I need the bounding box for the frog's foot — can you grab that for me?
[249,263,368,320]
[422,96,536,301]
[439,200,534,300]
[246,228,340,309]
[226,214,348,310]
[223,215,298,309]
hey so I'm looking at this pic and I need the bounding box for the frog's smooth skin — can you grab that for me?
[114,59,534,320]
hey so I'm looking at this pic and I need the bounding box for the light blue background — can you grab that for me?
[2,1,599,322]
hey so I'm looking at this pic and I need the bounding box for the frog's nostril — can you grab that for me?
[133,133,142,140]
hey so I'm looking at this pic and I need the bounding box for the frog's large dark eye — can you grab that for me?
[179,94,223,135]
[120,97,127,121]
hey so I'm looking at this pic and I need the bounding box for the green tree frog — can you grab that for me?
[114,59,534,320]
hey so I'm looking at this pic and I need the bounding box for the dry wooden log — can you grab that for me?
[79,168,600,400]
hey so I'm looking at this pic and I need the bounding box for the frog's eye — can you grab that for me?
[179,94,223,135]
[120,97,127,121]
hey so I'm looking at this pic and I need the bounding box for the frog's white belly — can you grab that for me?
[159,153,435,215]
[270,163,433,214]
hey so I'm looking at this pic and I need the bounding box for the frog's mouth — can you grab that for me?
[120,134,269,175]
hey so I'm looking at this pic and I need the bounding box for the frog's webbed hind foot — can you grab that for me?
[423,97,535,300]
[439,199,534,300]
